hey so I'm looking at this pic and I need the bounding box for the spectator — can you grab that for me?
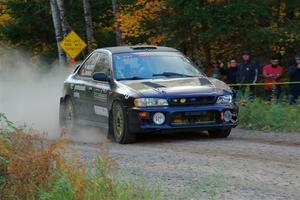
[288,54,300,104]
[207,60,221,79]
[262,54,283,101]
[221,58,239,99]
[236,50,260,100]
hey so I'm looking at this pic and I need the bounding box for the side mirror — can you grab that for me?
[93,72,110,82]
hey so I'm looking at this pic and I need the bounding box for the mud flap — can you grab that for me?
[59,97,66,128]
[107,109,114,140]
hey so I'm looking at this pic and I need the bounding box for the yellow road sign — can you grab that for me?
[60,31,87,59]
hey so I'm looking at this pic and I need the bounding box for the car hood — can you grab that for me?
[120,77,231,98]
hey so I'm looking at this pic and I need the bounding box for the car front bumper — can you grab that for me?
[127,104,238,133]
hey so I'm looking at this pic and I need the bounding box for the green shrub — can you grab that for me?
[238,100,300,132]
[39,172,75,200]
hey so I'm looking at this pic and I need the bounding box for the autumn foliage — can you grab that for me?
[116,0,166,45]
[1,0,300,67]
[0,2,11,26]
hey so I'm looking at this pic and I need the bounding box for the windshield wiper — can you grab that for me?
[117,76,147,81]
[152,72,196,77]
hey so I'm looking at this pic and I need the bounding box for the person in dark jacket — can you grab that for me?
[221,58,239,99]
[288,54,300,104]
[236,50,260,100]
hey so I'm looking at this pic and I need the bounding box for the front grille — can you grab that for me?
[169,96,216,106]
[171,111,216,126]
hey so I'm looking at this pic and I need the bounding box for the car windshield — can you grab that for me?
[113,51,204,80]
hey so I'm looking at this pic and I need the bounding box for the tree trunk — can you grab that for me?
[112,0,122,46]
[188,23,201,66]
[203,42,211,67]
[56,0,68,36]
[56,0,71,62]
[277,0,286,26]
[83,0,94,52]
[50,0,66,65]
[191,35,201,66]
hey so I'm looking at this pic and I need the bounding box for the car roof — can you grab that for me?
[95,45,179,54]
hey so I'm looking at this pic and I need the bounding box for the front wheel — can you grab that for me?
[208,128,231,138]
[112,102,136,144]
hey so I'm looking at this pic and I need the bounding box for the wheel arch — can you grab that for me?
[60,94,71,104]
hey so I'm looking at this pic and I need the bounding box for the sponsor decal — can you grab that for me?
[95,87,108,94]
[74,92,80,98]
[74,85,86,91]
[94,88,108,101]
[94,105,108,117]
[135,52,157,56]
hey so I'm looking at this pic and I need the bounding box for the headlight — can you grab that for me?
[216,95,232,104]
[134,98,168,107]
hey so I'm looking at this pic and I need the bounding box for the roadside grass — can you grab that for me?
[238,99,300,132]
[175,174,227,200]
[0,113,160,200]
[2,98,299,199]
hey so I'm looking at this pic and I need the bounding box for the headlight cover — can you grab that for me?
[134,98,168,107]
[216,95,232,104]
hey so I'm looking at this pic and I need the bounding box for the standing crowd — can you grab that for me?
[206,50,300,104]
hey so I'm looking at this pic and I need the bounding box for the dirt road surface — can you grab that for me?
[68,128,300,200]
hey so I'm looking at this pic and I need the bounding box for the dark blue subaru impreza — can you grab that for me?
[59,46,238,144]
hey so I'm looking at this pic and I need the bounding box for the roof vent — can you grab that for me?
[130,46,157,50]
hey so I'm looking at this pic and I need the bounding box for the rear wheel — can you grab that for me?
[112,102,136,144]
[60,98,76,132]
[208,128,231,138]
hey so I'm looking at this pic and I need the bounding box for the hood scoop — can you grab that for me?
[142,81,166,88]
[198,77,213,85]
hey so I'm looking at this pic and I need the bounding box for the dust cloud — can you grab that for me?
[0,49,106,143]
[0,49,70,138]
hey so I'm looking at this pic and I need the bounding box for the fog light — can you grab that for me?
[224,110,232,122]
[153,112,165,125]
[180,98,186,103]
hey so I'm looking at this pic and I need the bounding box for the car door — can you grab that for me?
[89,52,111,127]
[73,53,99,120]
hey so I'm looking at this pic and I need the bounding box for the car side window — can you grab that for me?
[94,53,111,77]
[79,53,99,77]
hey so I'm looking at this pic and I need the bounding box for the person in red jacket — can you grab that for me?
[262,54,284,101]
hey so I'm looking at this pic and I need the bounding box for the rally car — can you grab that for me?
[59,46,238,144]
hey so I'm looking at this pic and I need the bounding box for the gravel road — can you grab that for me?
[68,128,300,200]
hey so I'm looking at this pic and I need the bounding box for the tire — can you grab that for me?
[112,102,136,144]
[59,98,77,132]
[208,128,231,138]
